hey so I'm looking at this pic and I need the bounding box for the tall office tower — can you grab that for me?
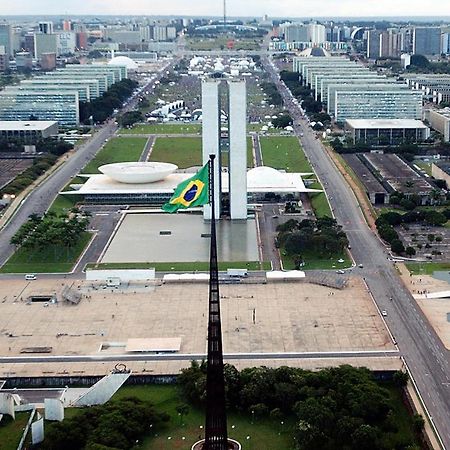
[0,46,9,72]
[228,80,247,220]
[367,30,381,58]
[62,20,72,31]
[202,78,248,220]
[413,27,442,55]
[308,24,326,45]
[202,78,221,220]
[39,21,54,35]
[0,23,12,58]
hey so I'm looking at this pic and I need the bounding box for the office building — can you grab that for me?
[39,22,54,34]
[283,23,308,43]
[39,52,56,70]
[76,32,88,50]
[62,20,72,32]
[30,76,100,99]
[424,109,450,142]
[0,23,12,58]
[413,27,441,55]
[345,119,430,145]
[24,34,35,56]
[0,90,79,126]
[202,77,248,220]
[0,46,9,72]
[406,74,450,104]
[34,33,57,59]
[15,52,33,70]
[153,26,168,42]
[17,81,91,102]
[56,32,76,55]
[42,72,108,94]
[328,83,410,116]
[0,120,58,141]
[334,90,423,122]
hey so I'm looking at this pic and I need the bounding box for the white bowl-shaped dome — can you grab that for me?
[108,56,138,70]
[99,162,178,184]
[247,166,292,188]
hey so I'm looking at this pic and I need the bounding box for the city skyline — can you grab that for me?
[1,0,450,18]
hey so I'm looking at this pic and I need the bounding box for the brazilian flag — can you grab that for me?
[162,163,209,213]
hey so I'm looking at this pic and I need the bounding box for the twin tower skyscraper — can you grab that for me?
[202,77,247,221]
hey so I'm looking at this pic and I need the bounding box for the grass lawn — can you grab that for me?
[281,250,352,270]
[309,181,332,218]
[47,194,79,215]
[0,412,31,450]
[405,261,450,275]
[259,136,312,173]
[111,385,295,450]
[186,36,262,51]
[86,261,271,272]
[150,137,202,168]
[0,232,92,273]
[414,161,433,177]
[120,123,202,135]
[82,137,147,174]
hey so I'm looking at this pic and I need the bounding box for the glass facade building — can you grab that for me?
[40,72,108,95]
[334,90,423,122]
[0,90,79,126]
[15,82,91,102]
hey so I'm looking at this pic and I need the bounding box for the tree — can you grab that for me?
[391,239,405,255]
[272,114,293,129]
[393,370,409,387]
[176,404,189,425]
[405,246,416,257]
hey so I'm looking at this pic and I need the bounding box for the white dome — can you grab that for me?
[248,167,294,189]
[108,56,138,70]
[99,162,178,184]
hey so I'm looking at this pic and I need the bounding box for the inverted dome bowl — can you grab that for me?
[99,162,178,184]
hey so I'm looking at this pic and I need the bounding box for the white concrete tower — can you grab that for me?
[202,78,221,220]
[228,79,247,219]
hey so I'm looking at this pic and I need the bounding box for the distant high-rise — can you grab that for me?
[413,27,441,56]
[0,23,12,58]
[367,30,381,59]
[39,21,54,35]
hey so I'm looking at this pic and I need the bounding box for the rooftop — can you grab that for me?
[0,120,58,131]
[345,119,429,129]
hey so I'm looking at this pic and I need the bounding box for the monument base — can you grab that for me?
[192,438,241,450]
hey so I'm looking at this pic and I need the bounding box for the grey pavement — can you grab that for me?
[262,56,450,447]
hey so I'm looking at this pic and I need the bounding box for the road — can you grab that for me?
[263,57,450,447]
[0,59,176,268]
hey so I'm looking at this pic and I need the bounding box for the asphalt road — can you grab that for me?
[263,57,450,447]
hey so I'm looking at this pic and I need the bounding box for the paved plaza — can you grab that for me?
[101,213,259,263]
[0,277,396,377]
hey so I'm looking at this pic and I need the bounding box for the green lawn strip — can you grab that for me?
[111,385,294,450]
[81,137,147,174]
[85,261,271,272]
[0,412,31,450]
[259,136,312,172]
[0,232,92,273]
[405,261,450,275]
[281,250,352,270]
[47,195,79,215]
[414,161,433,176]
[150,137,202,168]
[120,123,202,135]
[247,137,254,168]
[308,181,332,218]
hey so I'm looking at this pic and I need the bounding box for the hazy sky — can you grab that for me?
[1,0,450,17]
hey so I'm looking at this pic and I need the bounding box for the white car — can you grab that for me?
[381,310,388,317]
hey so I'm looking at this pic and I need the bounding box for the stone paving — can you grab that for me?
[0,277,396,377]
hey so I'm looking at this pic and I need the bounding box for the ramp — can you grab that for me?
[71,366,131,407]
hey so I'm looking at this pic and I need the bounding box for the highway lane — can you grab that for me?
[263,57,450,447]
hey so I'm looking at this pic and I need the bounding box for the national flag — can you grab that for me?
[162,163,209,213]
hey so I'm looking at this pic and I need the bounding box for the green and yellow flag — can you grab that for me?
[162,163,209,213]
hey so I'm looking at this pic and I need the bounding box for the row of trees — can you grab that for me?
[276,217,349,262]
[10,210,90,252]
[179,363,422,450]
[0,154,59,196]
[41,397,169,450]
[79,78,139,124]
[260,81,283,106]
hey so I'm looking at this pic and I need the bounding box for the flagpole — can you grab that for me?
[202,154,229,449]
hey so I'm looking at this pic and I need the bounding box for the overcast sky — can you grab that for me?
[1,0,450,17]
